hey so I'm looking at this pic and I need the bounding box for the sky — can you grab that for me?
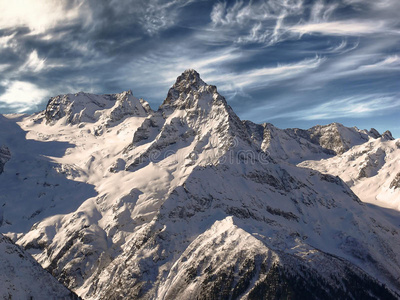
[0,0,399,137]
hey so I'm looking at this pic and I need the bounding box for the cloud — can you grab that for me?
[354,55,400,72]
[273,94,400,120]
[206,0,400,46]
[206,56,325,90]
[0,0,82,33]
[140,0,196,35]
[207,0,305,45]
[0,33,17,49]
[290,21,388,36]
[302,44,400,88]
[0,81,50,112]
[20,50,46,73]
[310,0,338,22]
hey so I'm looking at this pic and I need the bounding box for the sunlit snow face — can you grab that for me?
[0,0,399,137]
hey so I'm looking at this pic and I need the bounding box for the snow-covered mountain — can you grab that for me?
[244,120,392,164]
[299,137,400,210]
[1,70,400,299]
[0,233,78,299]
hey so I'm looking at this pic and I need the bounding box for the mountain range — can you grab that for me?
[0,69,399,299]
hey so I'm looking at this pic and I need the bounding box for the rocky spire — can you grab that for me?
[162,69,222,109]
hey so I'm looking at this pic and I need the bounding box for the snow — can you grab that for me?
[299,137,400,210]
[0,233,76,299]
[0,70,399,299]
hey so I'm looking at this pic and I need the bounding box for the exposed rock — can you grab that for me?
[390,172,400,190]
[0,145,11,174]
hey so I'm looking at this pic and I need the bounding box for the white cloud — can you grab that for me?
[303,50,400,87]
[272,94,400,120]
[0,0,82,33]
[208,0,304,45]
[206,56,325,90]
[20,51,46,73]
[290,21,387,36]
[0,33,17,48]
[0,81,50,112]
[355,55,400,71]
[107,0,195,35]
[310,0,338,22]
[206,0,400,45]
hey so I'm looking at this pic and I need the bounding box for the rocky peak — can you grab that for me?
[162,69,223,110]
[174,69,205,89]
[382,130,394,140]
[368,128,381,139]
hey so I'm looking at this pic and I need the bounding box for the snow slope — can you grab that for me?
[0,233,78,299]
[299,138,400,210]
[0,70,400,299]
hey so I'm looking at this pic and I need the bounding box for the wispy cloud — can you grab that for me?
[290,21,387,36]
[20,50,46,73]
[273,94,400,120]
[206,0,400,46]
[207,0,305,45]
[117,0,196,35]
[206,56,325,90]
[0,0,82,33]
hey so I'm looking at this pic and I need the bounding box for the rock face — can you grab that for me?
[0,145,11,174]
[0,233,78,299]
[0,70,400,299]
[245,121,388,164]
[390,172,400,190]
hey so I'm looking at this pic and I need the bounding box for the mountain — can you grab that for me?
[244,121,392,164]
[0,233,78,299]
[45,90,150,126]
[299,137,400,210]
[1,70,400,299]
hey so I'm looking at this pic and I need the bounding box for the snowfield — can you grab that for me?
[0,70,399,299]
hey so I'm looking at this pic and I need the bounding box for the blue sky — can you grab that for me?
[0,0,399,136]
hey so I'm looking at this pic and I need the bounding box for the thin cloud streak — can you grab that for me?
[207,56,325,90]
[271,94,400,121]
[290,21,389,36]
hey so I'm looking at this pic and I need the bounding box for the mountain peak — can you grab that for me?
[171,69,206,94]
[162,69,221,109]
[175,69,204,86]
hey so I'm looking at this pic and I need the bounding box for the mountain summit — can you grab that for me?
[0,71,400,299]
[162,69,225,111]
